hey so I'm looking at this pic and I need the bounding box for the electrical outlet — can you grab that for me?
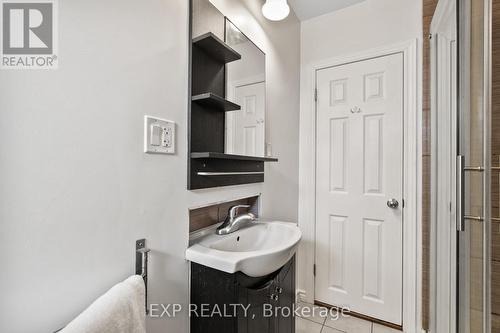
[162,126,172,148]
[144,116,175,154]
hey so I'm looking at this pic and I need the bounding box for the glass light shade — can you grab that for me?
[262,0,290,21]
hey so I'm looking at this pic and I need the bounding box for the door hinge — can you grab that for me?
[314,89,318,102]
[313,264,316,276]
[402,199,405,208]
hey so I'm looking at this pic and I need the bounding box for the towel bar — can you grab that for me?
[198,171,264,176]
[53,240,151,332]
[136,239,151,314]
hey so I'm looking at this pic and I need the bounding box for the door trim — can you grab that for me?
[429,0,458,332]
[298,39,421,333]
[315,300,403,331]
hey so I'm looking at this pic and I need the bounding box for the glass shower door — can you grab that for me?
[456,0,493,332]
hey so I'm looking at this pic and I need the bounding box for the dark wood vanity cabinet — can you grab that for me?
[190,257,296,333]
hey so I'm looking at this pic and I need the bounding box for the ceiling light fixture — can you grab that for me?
[262,0,290,21]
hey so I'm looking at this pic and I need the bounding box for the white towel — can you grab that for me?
[62,275,146,333]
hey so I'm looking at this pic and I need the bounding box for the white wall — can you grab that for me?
[226,41,265,86]
[212,0,301,221]
[298,0,422,302]
[0,0,300,332]
[301,0,422,66]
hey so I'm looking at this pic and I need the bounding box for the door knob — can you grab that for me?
[387,199,399,209]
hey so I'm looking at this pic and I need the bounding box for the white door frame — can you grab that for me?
[298,39,421,333]
[429,0,458,332]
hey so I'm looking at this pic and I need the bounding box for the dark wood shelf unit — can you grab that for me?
[190,157,265,190]
[192,32,241,64]
[188,2,277,190]
[192,93,241,112]
[191,152,278,162]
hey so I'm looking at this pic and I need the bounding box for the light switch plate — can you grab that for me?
[144,116,175,154]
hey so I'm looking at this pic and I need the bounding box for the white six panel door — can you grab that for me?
[232,82,265,156]
[314,53,404,325]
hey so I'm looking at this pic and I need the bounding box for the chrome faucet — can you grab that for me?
[216,205,256,235]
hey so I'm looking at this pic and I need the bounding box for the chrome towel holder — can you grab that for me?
[53,239,152,332]
[135,239,151,314]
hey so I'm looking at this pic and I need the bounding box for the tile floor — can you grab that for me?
[295,302,401,333]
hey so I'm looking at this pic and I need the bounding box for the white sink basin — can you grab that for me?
[185,220,301,277]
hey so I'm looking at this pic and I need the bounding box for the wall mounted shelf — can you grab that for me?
[193,32,241,64]
[197,171,264,176]
[191,152,278,162]
[188,3,277,190]
[192,93,241,112]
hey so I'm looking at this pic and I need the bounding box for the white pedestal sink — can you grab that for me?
[185,220,301,277]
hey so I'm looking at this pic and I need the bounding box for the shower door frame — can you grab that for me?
[431,0,493,332]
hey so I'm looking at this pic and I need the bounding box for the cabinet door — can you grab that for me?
[190,263,239,333]
[276,257,295,333]
[238,280,275,333]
